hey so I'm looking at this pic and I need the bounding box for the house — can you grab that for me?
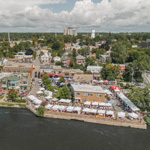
[71,44,81,51]
[140,39,150,48]
[65,43,72,51]
[40,64,53,78]
[71,84,105,103]
[40,53,50,63]
[87,66,103,74]
[61,55,71,67]
[15,52,33,63]
[99,55,111,63]
[76,55,85,65]
[53,56,61,62]
[62,69,83,78]
[87,53,96,59]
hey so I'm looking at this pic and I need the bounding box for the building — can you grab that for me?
[87,54,96,59]
[61,55,71,67]
[91,30,95,39]
[65,43,72,51]
[14,52,33,63]
[53,66,62,77]
[73,74,93,84]
[99,55,111,63]
[40,53,50,63]
[40,64,53,77]
[71,44,81,51]
[71,84,105,102]
[3,62,33,77]
[87,66,103,74]
[76,55,85,65]
[53,56,61,62]
[140,39,150,48]
[64,27,78,36]
[1,73,30,93]
[62,69,84,78]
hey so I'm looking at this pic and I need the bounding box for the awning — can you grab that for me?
[106,111,114,115]
[98,110,105,114]
[92,102,99,106]
[59,99,71,103]
[66,106,74,112]
[45,104,53,110]
[84,101,91,105]
[73,107,81,112]
[128,112,138,119]
[0,90,5,94]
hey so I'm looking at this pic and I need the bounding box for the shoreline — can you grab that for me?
[0,104,147,130]
[26,104,147,130]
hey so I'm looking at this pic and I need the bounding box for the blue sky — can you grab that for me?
[0,0,149,32]
[40,0,102,13]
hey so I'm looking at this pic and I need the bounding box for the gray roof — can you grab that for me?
[76,55,85,60]
[71,84,105,93]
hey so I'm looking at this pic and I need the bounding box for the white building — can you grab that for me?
[64,27,78,36]
[40,53,50,63]
[53,56,61,62]
[87,66,103,74]
[15,52,33,63]
[91,30,95,39]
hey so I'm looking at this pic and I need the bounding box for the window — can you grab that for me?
[82,93,87,96]
[88,93,93,96]
[76,92,80,95]
[97,94,102,97]
[72,73,74,76]
[2,81,6,84]
[65,73,69,76]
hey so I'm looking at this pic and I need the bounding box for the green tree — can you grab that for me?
[56,86,71,99]
[101,64,121,81]
[40,51,44,56]
[37,106,45,117]
[59,77,65,83]
[85,57,96,67]
[47,84,54,92]
[55,61,64,67]
[33,51,36,60]
[84,70,92,74]
[7,89,18,101]
[42,73,52,89]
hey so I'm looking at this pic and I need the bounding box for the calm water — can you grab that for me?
[0,108,150,150]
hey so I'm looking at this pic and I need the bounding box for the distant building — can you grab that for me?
[64,27,78,36]
[99,55,111,63]
[87,66,103,74]
[71,84,105,103]
[76,55,85,65]
[15,52,33,63]
[73,74,93,84]
[62,69,83,78]
[65,43,72,51]
[91,30,95,39]
[61,55,71,67]
[87,53,96,59]
[53,56,61,62]
[140,39,150,48]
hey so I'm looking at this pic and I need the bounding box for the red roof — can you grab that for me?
[110,86,121,91]
[55,75,62,77]
[0,90,5,94]
[104,80,109,83]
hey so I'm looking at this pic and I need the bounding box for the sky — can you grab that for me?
[0,0,150,32]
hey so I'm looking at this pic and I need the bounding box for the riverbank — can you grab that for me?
[0,102,26,108]
[26,104,147,130]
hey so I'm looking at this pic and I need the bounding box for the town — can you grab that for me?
[0,30,150,129]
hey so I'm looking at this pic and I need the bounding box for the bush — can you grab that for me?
[37,106,45,117]
[13,99,26,103]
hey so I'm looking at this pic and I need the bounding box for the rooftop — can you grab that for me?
[76,55,85,60]
[62,69,83,73]
[71,84,105,93]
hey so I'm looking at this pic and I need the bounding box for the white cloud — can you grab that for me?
[0,0,150,32]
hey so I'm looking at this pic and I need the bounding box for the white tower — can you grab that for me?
[91,30,95,39]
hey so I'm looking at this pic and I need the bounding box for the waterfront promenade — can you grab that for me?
[26,103,147,130]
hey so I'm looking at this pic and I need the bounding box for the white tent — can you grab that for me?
[99,102,106,106]
[98,110,105,115]
[45,104,53,110]
[92,102,99,106]
[82,108,91,113]
[37,91,43,94]
[104,90,113,95]
[35,105,40,109]
[128,113,138,119]
[84,101,91,106]
[106,111,114,116]
[52,105,59,111]
[105,103,112,107]
[99,80,104,83]
[66,106,74,112]
[114,87,120,92]
[58,105,67,111]
[73,107,81,112]
[40,88,45,91]
[59,99,71,103]
[89,109,97,114]
[45,96,52,100]
[118,112,125,118]
[51,98,59,102]
[34,99,42,105]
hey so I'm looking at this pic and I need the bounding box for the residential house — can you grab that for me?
[53,56,61,62]
[61,55,71,67]
[76,55,85,65]
[62,69,84,78]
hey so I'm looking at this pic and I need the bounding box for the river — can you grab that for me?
[0,108,150,150]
